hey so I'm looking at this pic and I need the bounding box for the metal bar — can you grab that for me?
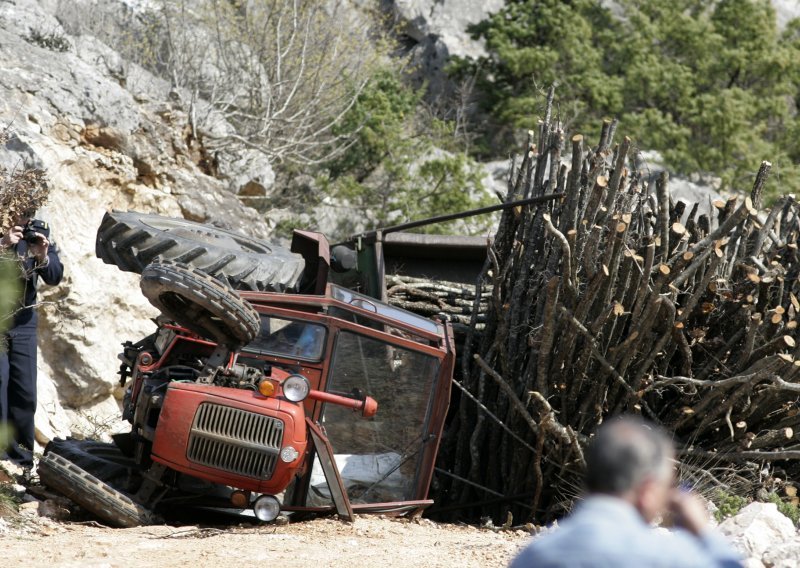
[434,467,503,497]
[349,193,564,241]
[433,467,534,511]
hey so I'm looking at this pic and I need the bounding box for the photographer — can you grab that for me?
[0,209,62,480]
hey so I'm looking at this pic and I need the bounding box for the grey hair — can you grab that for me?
[584,416,674,495]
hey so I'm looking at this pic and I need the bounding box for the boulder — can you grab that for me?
[64,395,130,442]
[480,159,512,200]
[216,148,276,198]
[719,502,797,559]
[392,0,504,59]
[389,0,504,97]
[763,542,800,568]
[637,151,724,224]
[35,367,73,444]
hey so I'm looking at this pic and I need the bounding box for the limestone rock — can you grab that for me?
[719,502,797,559]
[637,151,723,222]
[392,0,504,59]
[480,159,512,200]
[82,125,130,154]
[217,148,276,197]
[64,395,129,443]
[390,0,504,97]
[19,500,41,515]
[763,542,800,568]
[35,368,73,444]
[0,0,284,440]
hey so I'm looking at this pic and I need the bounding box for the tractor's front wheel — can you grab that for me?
[139,259,261,348]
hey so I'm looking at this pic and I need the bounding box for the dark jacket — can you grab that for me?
[9,239,63,329]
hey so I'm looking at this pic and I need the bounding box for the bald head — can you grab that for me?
[584,417,674,495]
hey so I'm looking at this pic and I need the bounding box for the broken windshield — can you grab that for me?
[309,329,441,504]
[243,316,327,361]
[329,284,441,335]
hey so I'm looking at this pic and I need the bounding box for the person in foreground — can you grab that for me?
[509,416,742,568]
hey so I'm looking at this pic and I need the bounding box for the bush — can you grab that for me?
[712,489,749,522]
[26,27,71,52]
[322,69,493,236]
[0,254,20,336]
[766,492,800,525]
[0,480,20,517]
[128,0,386,166]
[0,128,39,334]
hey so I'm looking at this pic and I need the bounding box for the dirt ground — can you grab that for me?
[0,510,531,568]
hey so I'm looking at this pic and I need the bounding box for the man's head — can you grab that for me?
[584,416,676,522]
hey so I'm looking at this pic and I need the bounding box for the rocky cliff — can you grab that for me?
[0,0,285,447]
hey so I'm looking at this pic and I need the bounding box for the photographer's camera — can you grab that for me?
[23,219,49,244]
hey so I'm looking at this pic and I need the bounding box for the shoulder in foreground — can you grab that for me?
[509,526,741,568]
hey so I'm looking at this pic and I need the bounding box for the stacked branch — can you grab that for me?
[432,92,800,524]
[386,274,490,331]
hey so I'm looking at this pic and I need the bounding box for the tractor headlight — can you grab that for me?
[280,445,299,463]
[253,495,281,522]
[283,374,310,402]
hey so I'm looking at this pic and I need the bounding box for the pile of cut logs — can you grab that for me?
[386,274,489,331]
[429,89,800,524]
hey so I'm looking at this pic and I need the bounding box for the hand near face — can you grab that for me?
[0,225,24,248]
[668,488,710,536]
[28,233,50,262]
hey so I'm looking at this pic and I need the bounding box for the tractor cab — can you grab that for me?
[241,284,455,514]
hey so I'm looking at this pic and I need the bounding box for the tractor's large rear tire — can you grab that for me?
[140,260,261,347]
[96,210,305,291]
[38,452,156,528]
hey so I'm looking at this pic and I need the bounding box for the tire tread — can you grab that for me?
[39,452,155,528]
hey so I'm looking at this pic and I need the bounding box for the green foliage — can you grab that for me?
[766,492,800,525]
[712,489,748,522]
[712,489,800,525]
[272,213,308,242]
[0,252,21,337]
[26,27,71,52]
[323,69,492,236]
[0,479,20,517]
[455,0,800,199]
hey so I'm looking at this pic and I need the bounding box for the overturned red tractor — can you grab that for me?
[39,212,455,527]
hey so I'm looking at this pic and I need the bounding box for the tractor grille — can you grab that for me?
[187,403,284,480]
